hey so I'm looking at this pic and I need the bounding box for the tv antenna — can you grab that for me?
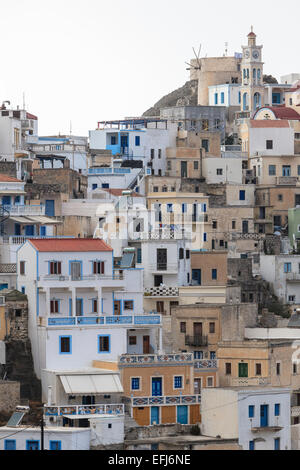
[224,42,228,57]
[185,44,202,72]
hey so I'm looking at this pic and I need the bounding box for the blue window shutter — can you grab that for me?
[214,93,218,105]
[137,248,142,264]
[203,233,207,242]
[274,404,280,416]
[248,405,255,418]
[203,204,207,213]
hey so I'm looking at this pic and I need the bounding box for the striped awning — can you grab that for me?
[59,373,123,395]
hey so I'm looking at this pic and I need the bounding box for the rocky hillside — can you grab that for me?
[143,80,198,117]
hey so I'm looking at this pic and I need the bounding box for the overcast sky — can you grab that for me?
[0,0,299,136]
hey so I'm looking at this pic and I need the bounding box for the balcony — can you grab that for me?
[149,263,178,274]
[144,286,179,297]
[291,406,300,417]
[3,204,45,216]
[251,423,283,433]
[276,176,298,185]
[185,335,208,347]
[119,352,193,366]
[0,263,16,274]
[44,403,124,417]
[286,273,300,282]
[194,359,218,370]
[131,394,201,407]
[37,271,125,289]
[42,314,162,328]
[230,377,270,387]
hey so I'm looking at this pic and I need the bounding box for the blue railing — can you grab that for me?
[47,314,161,326]
[88,168,131,175]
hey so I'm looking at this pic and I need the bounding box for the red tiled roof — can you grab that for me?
[253,106,300,120]
[28,238,113,252]
[248,32,256,37]
[250,120,290,128]
[0,174,23,183]
[26,112,38,120]
[101,188,144,197]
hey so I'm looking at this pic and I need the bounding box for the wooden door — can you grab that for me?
[143,335,150,354]
[114,300,121,316]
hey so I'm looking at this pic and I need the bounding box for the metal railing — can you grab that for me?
[46,314,161,327]
[119,353,193,365]
[40,273,124,282]
[3,204,45,215]
[185,335,208,347]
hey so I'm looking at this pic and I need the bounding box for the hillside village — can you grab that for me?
[1,28,300,451]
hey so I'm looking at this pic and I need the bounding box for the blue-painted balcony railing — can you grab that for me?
[88,168,131,175]
[3,204,45,215]
[47,314,161,327]
[44,403,124,417]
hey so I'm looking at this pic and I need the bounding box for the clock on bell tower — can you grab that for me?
[240,27,264,114]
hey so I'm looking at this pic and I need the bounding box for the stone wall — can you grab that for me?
[0,162,17,178]
[221,304,258,341]
[0,380,20,413]
[5,300,28,341]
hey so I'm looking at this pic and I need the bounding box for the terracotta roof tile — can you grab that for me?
[28,238,113,252]
[0,174,23,183]
[254,106,300,120]
[250,120,290,128]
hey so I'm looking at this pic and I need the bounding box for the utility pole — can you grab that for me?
[41,414,44,450]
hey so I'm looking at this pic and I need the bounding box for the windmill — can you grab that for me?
[185,45,202,72]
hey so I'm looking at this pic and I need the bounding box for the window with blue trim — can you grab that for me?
[221,92,224,104]
[111,136,116,145]
[4,439,16,450]
[131,377,140,390]
[239,190,245,201]
[203,233,207,242]
[98,335,110,353]
[174,376,183,389]
[203,203,207,213]
[269,165,276,176]
[102,183,109,188]
[182,203,187,213]
[135,136,140,146]
[284,263,291,273]
[50,440,62,450]
[274,438,280,450]
[59,336,72,354]
[92,183,98,190]
[248,405,255,418]
[274,403,280,416]
[214,93,218,105]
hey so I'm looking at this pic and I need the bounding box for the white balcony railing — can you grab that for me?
[230,377,270,387]
[119,353,193,365]
[131,394,201,407]
[3,204,45,215]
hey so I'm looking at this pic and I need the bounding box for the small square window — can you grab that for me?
[278,194,283,201]
[129,336,136,345]
[216,168,223,175]
[124,300,134,310]
[174,376,183,389]
[131,377,140,390]
[266,140,273,150]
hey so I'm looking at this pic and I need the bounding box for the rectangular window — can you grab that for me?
[49,261,61,275]
[284,263,291,273]
[203,233,207,242]
[255,363,262,376]
[98,335,110,353]
[212,269,217,280]
[212,220,217,229]
[158,149,161,159]
[216,168,223,175]
[111,136,116,145]
[131,377,140,390]
[266,140,273,149]
[225,363,231,375]
[59,336,71,354]
[49,441,61,450]
[274,438,280,451]
[20,261,25,275]
[274,404,280,416]
[214,93,218,105]
[50,300,59,314]
[93,261,105,275]
[129,336,137,345]
[210,351,216,359]
[180,322,186,333]
[137,248,142,264]
[248,405,255,418]
[269,165,276,176]
[221,92,225,104]
[276,362,281,375]
[232,220,236,229]
[135,136,140,146]
[282,165,291,177]
[4,440,16,450]
[298,165,300,176]
[92,299,98,313]
[201,139,209,152]
[209,322,215,333]
[167,204,173,213]
[239,190,245,200]
[174,376,183,389]
[207,377,213,387]
[249,441,255,450]
[124,300,134,311]
[194,161,199,170]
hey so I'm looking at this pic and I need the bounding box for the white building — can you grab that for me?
[16,238,162,391]
[29,135,88,171]
[89,118,177,177]
[208,84,241,108]
[201,387,291,450]
[259,254,300,306]
[247,121,295,157]
[202,157,243,184]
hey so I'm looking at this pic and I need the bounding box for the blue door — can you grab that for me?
[45,200,55,216]
[177,405,188,424]
[26,440,40,450]
[14,223,21,235]
[2,196,11,206]
[40,226,46,236]
[260,404,269,427]
[25,225,35,236]
[192,269,201,285]
[49,440,61,450]
[121,135,128,153]
[151,406,159,425]
[152,378,162,396]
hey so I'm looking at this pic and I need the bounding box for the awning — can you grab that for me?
[0,190,26,195]
[9,216,35,224]
[8,215,61,224]
[59,373,124,395]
